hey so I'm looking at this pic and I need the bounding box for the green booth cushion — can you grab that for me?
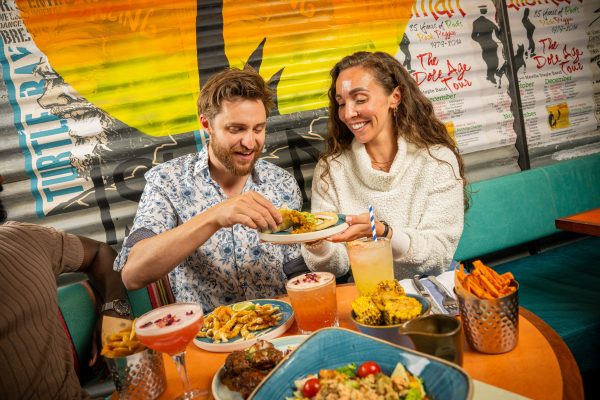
[543,154,600,218]
[127,287,154,317]
[494,236,600,372]
[455,167,557,261]
[455,153,600,261]
[57,281,97,381]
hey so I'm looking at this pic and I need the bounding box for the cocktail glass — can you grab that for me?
[134,302,206,400]
[285,272,338,334]
[347,237,394,295]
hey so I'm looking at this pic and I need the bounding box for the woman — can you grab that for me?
[302,51,467,279]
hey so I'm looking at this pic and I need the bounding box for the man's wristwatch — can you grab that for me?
[380,221,390,238]
[101,299,131,317]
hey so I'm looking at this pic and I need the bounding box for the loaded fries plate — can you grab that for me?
[193,299,294,352]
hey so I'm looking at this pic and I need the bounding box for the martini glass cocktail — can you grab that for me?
[135,302,205,399]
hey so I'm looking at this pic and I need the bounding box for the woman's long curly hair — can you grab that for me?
[320,51,469,210]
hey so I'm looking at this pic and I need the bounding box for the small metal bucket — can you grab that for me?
[105,348,166,399]
[456,283,519,354]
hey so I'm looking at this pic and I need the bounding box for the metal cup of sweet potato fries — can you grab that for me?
[455,260,519,354]
[102,325,166,399]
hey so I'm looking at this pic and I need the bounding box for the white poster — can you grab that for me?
[507,0,597,149]
[398,0,516,155]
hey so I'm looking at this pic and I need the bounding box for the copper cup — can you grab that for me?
[455,283,519,354]
[105,348,166,399]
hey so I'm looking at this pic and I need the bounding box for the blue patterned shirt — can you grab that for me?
[114,148,302,311]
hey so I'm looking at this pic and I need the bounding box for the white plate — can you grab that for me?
[258,214,348,244]
[211,335,309,400]
[193,299,295,353]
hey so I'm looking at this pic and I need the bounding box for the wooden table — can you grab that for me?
[153,285,583,400]
[555,207,600,236]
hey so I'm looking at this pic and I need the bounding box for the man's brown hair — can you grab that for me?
[198,67,274,121]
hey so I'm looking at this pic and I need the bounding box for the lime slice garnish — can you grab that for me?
[232,301,255,312]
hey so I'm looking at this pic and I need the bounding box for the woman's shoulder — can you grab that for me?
[409,144,461,180]
[415,144,459,165]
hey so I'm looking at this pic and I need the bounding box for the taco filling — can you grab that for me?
[265,209,339,234]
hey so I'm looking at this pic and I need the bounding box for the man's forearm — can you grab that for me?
[92,244,125,302]
[121,210,221,290]
[78,237,125,304]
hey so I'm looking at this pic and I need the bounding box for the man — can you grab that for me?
[0,175,130,399]
[115,67,302,311]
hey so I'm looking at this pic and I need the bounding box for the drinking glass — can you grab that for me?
[134,302,206,400]
[286,272,338,334]
[346,237,394,295]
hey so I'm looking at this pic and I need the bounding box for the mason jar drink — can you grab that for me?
[286,272,338,334]
[347,237,394,295]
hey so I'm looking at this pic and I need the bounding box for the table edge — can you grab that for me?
[555,218,600,236]
[520,307,584,400]
[555,207,600,236]
[555,207,600,221]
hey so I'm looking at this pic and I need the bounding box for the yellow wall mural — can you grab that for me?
[223,0,412,114]
[18,0,200,137]
[18,0,414,137]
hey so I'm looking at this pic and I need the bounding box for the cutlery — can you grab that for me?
[427,276,458,314]
[411,275,444,315]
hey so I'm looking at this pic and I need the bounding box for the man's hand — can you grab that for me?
[211,191,282,231]
[89,318,102,368]
[327,213,387,243]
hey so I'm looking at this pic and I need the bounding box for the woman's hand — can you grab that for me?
[327,213,386,243]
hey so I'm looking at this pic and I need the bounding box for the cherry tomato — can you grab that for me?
[357,361,381,378]
[302,378,321,398]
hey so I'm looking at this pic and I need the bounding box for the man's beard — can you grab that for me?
[210,139,262,177]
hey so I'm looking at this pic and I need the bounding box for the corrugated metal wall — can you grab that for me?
[1,0,599,247]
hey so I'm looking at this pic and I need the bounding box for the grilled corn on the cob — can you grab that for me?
[383,296,422,324]
[371,280,405,310]
[351,296,382,325]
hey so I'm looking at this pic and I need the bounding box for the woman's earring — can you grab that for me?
[392,107,398,118]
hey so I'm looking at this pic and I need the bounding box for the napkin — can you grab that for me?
[399,270,456,315]
[473,380,531,400]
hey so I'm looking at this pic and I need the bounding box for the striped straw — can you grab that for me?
[368,204,377,241]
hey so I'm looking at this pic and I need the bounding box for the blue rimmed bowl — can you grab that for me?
[248,327,472,399]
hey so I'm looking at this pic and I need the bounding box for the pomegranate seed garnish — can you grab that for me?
[302,273,319,283]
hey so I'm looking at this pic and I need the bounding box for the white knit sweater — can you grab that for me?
[301,134,464,279]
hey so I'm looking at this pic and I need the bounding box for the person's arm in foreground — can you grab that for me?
[74,235,126,367]
[121,190,282,290]
[79,236,123,310]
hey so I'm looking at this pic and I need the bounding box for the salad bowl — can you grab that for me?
[248,327,472,399]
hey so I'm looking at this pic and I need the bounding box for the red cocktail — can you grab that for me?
[135,302,205,399]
